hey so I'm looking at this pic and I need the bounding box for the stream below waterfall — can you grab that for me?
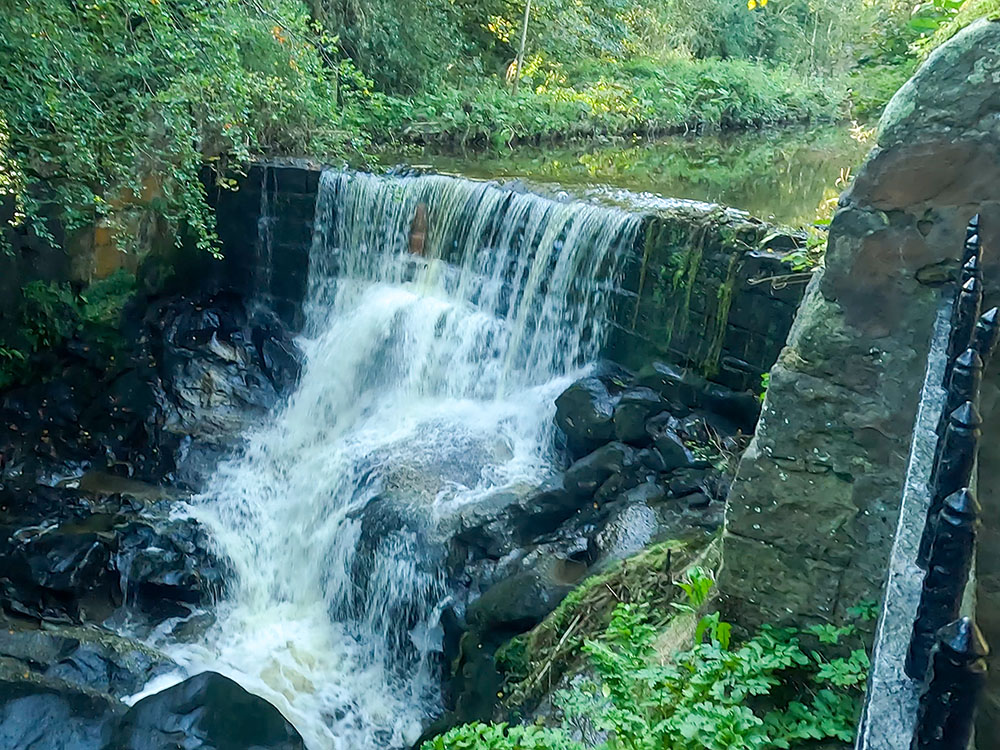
[139,170,643,749]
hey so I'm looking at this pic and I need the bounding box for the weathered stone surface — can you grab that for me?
[0,657,125,750]
[603,207,807,390]
[0,617,174,699]
[719,18,1000,645]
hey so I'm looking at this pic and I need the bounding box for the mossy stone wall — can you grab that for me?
[605,206,805,391]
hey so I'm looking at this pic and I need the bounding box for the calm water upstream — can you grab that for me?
[380,125,871,227]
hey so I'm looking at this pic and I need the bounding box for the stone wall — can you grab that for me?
[719,19,1000,659]
[206,161,319,328]
[605,206,805,392]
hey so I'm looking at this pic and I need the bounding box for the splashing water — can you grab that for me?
[152,171,641,749]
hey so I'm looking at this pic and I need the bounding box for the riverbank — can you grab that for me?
[366,57,847,150]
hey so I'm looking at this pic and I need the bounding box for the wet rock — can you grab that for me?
[667,468,709,498]
[594,502,658,565]
[564,442,634,499]
[0,617,174,699]
[634,361,700,408]
[613,387,663,445]
[0,483,223,627]
[116,514,225,622]
[0,292,302,490]
[652,432,697,472]
[0,658,124,750]
[636,447,668,473]
[685,492,712,510]
[110,670,306,750]
[467,553,585,632]
[701,384,760,434]
[554,377,618,458]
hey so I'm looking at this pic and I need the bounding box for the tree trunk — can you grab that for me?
[511,0,532,96]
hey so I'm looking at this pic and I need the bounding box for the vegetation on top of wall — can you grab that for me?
[1,0,941,262]
[1,0,360,256]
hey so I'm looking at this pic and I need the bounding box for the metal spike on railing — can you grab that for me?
[945,279,982,385]
[910,617,989,750]
[974,306,1000,367]
[936,350,983,442]
[908,489,979,678]
[961,255,981,285]
[922,402,980,569]
[963,214,981,263]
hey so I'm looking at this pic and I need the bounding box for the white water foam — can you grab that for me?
[148,171,641,749]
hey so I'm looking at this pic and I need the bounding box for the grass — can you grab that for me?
[372,55,844,150]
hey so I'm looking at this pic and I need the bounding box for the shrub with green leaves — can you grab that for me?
[427,599,873,750]
[0,270,136,389]
[558,603,869,750]
[422,723,585,750]
[1,0,362,255]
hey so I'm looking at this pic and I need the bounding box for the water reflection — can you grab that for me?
[381,126,871,227]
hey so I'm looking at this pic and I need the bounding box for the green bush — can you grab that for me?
[422,723,584,750]
[0,270,136,390]
[427,599,872,750]
[1,0,359,255]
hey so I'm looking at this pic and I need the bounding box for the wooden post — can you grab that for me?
[511,0,532,96]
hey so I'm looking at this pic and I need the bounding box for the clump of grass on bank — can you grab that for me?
[375,56,843,150]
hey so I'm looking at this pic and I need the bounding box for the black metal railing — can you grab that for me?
[904,216,995,749]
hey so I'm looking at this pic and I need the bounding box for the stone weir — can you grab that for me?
[203,163,807,392]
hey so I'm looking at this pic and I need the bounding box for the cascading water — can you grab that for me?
[152,170,641,749]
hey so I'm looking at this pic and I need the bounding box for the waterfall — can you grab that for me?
[155,170,641,750]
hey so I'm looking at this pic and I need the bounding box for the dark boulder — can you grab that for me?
[702,384,761,434]
[0,617,174,699]
[0,483,223,627]
[652,431,698,473]
[554,377,618,458]
[110,671,305,750]
[667,468,709,498]
[613,387,663,445]
[634,361,700,408]
[564,442,634,499]
[116,514,226,622]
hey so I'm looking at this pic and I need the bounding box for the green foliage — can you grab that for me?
[671,566,715,613]
[441,573,871,750]
[0,270,136,389]
[381,56,840,150]
[496,540,693,709]
[925,0,999,49]
[1,0,360,255]
[556,603,868,750]
[422,722,585,750]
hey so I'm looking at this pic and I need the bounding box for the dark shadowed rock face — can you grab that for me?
[0,291,302,491]
[0,484,224,627]
[112,671,305,750]
[0,659,125,750]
